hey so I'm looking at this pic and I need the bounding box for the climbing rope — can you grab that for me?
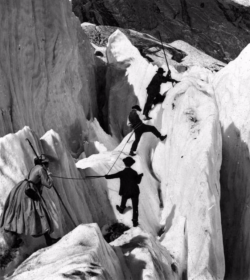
[51,174,104,180]
[106,122,142,175]
[50,174,118,193]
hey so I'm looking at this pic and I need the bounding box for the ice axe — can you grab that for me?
[26,138,39,159]
[157,31,170,73]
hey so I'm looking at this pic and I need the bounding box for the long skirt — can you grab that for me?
[0,180,53,236]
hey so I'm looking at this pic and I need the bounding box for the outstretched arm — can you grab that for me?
[105,171,122,179]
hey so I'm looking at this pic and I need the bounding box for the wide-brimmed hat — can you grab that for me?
[123,157,135,167]
[157,67,165,74]
[132,105,142,111]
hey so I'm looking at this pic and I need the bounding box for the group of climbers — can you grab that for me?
[0,66,177,250]
[106,67,176,226]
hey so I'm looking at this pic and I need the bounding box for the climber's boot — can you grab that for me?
[129,151,136,157]
[160,135,167,141]
[116,205,125,214]
[132,220,139,227]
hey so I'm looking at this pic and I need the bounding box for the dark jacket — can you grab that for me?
[128,109,143,129]
[106,167,143,197]
[146,73,169,96]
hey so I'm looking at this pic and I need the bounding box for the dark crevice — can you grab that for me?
[72,0,119,26]
[179,0,191,27]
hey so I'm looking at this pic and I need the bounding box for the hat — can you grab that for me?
[34,154,49,165]
[123,157,135,167]
[157,67,165,74]
[132,105,141,111]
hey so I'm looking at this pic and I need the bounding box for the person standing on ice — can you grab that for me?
[143,67,178,120]
[0,155,58,248]
[128,105,167,156]
[105,157,143,227]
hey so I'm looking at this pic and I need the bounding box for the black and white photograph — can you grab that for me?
[0,0,250,279]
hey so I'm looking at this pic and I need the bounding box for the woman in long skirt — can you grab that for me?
[0,154,57,246]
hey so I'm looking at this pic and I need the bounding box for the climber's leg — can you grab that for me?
[120,196,128,210]
[143,95,155,120]
[131,195,139,227]
[130,129,143,155]
[153,94,165,105]
[143,124,161,138]
[116,196,128,214]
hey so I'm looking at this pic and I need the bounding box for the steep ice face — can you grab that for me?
[0,0,98,154]
[154,77,224,279]
[213,43,250,279]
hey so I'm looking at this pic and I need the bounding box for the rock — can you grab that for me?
[81,23,186,62]
[72,0,250,62]
[213,43,250,279]
[169,41,225,72]
[82,23,225,73]
[111,227,176,280]
[8,223,127,280]
[0,0,98,154]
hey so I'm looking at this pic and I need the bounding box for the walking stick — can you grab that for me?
[26,138,77,227]
[26,138,39,158]
[158,31,170,72]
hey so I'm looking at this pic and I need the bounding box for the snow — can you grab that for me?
[9,224,127,280]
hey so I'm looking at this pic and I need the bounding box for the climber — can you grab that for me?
[143,67,178,120]
[105,157,143,227]
[128,105,167,156]
[0,155,59,248]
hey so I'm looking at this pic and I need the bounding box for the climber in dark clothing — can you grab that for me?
[105,157,143,227]
[128,105,167,156]
[143,67,178,120]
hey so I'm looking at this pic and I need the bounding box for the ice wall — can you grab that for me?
[155,77,224,279]
[213,44,250,280]
[0,0,98,154]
